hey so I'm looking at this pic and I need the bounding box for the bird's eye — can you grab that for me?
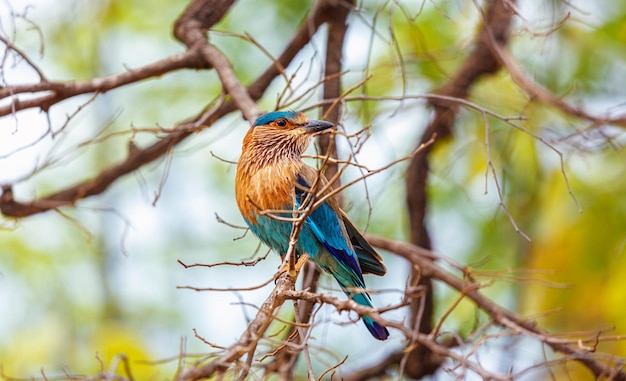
[276,119,287,127]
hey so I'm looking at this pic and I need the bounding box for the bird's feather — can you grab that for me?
[252,110,299,127]
[295,172,361,269]
[296,166,386,275]
[340,211,387,276]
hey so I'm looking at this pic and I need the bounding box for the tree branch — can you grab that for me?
[402,0,515,378]
[175,272,298,381]
[0,0,331,218]
[197,43,260,122]
[489,37,626,128]
[365,234,626,381]
[0,49,210,116]
[173,0,236,48]
[281,289,510,380]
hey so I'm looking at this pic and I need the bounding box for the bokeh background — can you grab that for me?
[1,0,625,379]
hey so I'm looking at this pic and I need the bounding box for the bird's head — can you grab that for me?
[242,110,334,160]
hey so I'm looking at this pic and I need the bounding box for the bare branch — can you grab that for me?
[173,0,235,47]
[196,43,260,122]
[366,234,626,381]
[282,289,511,380]
[0,34,47,81]
[403,1,516,376]
[0,0,333,219]
[488,28,626,128]
[175,272,298,381]
[0,49,210,116]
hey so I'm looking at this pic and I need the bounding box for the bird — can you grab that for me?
[235,110,389,340]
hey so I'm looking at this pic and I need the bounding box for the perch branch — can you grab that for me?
[175,272,297,381]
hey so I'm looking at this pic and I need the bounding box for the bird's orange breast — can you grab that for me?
[235,157,302,224]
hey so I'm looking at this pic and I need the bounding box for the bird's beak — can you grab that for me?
[303,119,334,133]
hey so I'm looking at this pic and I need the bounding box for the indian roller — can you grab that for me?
[235,110,389,340]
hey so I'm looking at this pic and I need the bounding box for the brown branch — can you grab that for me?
[173,0,258,121]
[173,0,235,47]
[0,0,332,219]
[175,272,298,381]
[342,352,404,381]
[172,0,258,122]
[317,0,353,187]
[281,289,511,381]
[0,0,235,217]
[244,0,339,103]
[0,123,192,217]
[0,49,210,116]
[0,34,47,81]
[196,43,260,122]
[366,234,626,381]
[402,0,516,378]
[490,38,626,128]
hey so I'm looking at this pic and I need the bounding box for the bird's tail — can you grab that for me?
[351,292,389,341]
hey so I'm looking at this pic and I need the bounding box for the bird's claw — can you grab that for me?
[281,254,309,279]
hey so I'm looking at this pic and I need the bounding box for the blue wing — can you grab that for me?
[295,173,389,340]
[295,174,363,279]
